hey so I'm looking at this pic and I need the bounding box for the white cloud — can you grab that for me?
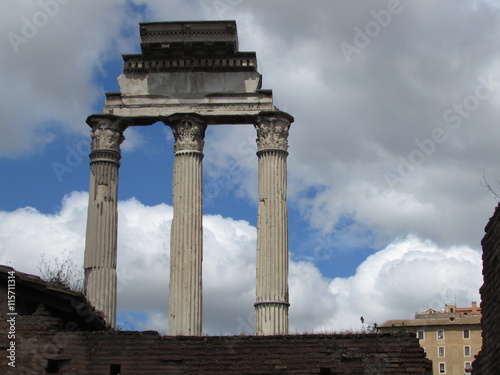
[0,193,483,334]
[0,191,88,274]
[0,192,257,333]
[0,0,140,157]
[168,0,500,251]
[325,236,482,331]
[121,127,147,153]
[3,0,499,251]
[289,260,337,332]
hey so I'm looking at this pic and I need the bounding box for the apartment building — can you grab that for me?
[379,302,481,374]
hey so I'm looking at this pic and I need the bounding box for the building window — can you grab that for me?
[437,329,445,340]
[464,346,471,357]
[109,364,121,375]
[417,330,424,340]
[463,329,470,339]
[438,346,445,358]
[439,362,446,374]
[465,362,472,373]
[46,359,69,373]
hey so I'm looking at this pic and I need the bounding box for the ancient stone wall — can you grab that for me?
[1,311,72,374]
[0,318,432,375]
[472,203,500,374]
[0,265,432,374]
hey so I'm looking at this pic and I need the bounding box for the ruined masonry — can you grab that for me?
[472,203,500,373]
[83,21,293,335]
[0,263,433,374]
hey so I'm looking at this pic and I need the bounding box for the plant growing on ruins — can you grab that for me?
[481,169,500,201]
[38,250,84,293]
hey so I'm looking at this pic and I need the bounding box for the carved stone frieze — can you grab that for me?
[169,115,207,153]
[123,53,257,73]
[254,112,291,152]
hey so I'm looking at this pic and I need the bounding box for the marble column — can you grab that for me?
[254,111,293,335]
[166,114,207,336]
[83,115,129,328]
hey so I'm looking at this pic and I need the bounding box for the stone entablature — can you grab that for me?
[125,21,256,75]
[123,53,257,73]
[103,92,272,120]
[139,21,240,56]
[124,21,256,75]
[105,20,266,122]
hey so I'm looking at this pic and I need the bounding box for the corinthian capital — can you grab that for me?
[168,114,207,153]
[254,111,293,152]
[87,115,129,152]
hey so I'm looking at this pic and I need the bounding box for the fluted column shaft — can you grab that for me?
[254,111,293,335]
[84,115,128,328]
[167,114,207,336]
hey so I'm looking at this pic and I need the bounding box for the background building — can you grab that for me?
[379,303,481,375]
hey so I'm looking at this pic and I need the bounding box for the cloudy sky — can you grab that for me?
[1,0,498,334]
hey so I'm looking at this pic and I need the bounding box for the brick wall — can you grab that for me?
[473,203,500,374]
[1,307,74,374]
[0,264,432,374]
[1,315,433,374]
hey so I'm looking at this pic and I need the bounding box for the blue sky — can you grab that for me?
[0,0,496,334]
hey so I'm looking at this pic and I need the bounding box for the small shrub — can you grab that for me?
[38,250,84,293]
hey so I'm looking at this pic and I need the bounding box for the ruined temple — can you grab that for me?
[83,20,291,336]
[0,21,434,374]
